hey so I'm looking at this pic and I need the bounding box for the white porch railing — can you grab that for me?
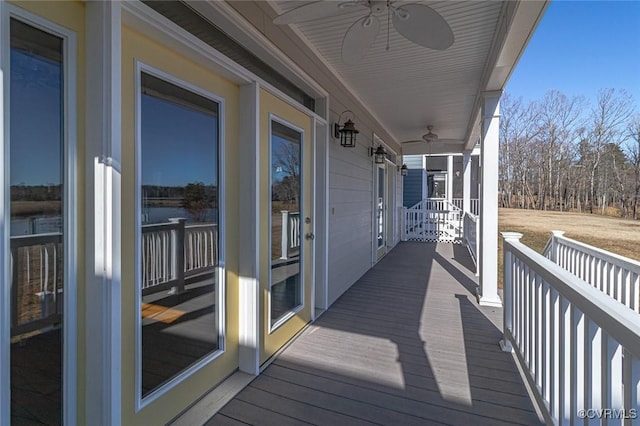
[141,218,217,296]
[502,232,640,426]
[543,231,640,313]
[10,233,63,336]
[184,223,218,278]
[463,212,479,274]
[280,210,301,260]
[452,198,479,216]
[402,199,462,242]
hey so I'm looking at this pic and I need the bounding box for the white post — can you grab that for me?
[85,2,122,424]
[479,91,502,307]
[550,230,565,264]
[475,216,480,277]
[446,155,453,205]
[500,232,522,352]
[463,150,472,214]
[280,210,289,260]
[401,207,407,241]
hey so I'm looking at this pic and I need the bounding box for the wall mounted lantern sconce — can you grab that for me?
[369,145,387,164]
[334,110,359,147]
[400,164,408,176]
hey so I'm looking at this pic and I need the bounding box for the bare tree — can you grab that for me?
[625,115,640,219]
[537,90,585,210]
[499,94,541,208]
[583,89,633,213]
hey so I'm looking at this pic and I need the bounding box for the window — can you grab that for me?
[270,120,302,325]
[138,71,221,398]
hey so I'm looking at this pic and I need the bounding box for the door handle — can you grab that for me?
[305,233,315,240]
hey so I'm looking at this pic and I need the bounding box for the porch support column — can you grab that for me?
[85,1,122,424]
[478,91,502,307]
[238,83,260,374]
[462,150,472,214]
[446,155,453,204]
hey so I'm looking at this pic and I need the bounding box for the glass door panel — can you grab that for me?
[9,18,64,424]
[427,172,447,199]
[270,120,302,325]
[138,72,221,399]
[376,166,385,249]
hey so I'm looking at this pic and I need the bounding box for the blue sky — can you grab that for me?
[505,0,640,106]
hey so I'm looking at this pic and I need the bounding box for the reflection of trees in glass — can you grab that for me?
[182,182,213,222]
[272,140,300,207]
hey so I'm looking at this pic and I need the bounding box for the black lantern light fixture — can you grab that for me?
[334,110,359,147]
[400,164,408,176]
[369,145,387,164]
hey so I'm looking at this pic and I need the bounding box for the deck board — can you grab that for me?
[210,242,542,425]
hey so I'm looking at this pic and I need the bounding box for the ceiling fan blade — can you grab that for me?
[392,4,454,50]
[342,15,380,64]
[274,1,363,25]
[401,140,425,145]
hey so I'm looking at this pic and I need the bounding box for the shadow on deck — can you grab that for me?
[209,242,542,426]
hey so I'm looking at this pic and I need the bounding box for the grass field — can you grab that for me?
[497,208,640,288]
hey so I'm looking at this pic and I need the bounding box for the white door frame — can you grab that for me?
[1,4,78,424]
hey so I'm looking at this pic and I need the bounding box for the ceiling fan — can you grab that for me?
[401,125,459,145]
[273,1,454,64]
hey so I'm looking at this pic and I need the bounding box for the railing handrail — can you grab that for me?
[10,232,62,247]
[547,232,640,271]
[504,235,640,358]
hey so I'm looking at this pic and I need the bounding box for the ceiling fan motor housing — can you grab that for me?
[369,0,387,14]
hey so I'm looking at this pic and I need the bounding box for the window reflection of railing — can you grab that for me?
[10,233,63,337]
[9,221,218,335]
[280,211,300,260]
[141,218,217,296]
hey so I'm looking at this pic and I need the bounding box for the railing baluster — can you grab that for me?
[543,279,551,405]
[588,320,602,424]
[574,307,586,426]
[528,265,535,373]
[536,273,543,390]
[623,351,640,426]
[561,296,571,425]
[551,288,560,423]
[607,335,624,426]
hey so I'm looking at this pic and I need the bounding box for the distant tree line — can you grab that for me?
[499,88,640,219]
[11,184,62,202]
[142,184,217,202]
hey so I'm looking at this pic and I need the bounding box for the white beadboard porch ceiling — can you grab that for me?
[267,0,547,154]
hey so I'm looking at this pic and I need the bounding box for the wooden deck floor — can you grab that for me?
[208,242,542,426]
